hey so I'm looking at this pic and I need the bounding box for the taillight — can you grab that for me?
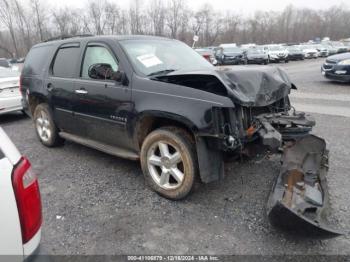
[12,157,42,244]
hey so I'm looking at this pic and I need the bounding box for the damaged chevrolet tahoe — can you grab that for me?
[21,35,340,236]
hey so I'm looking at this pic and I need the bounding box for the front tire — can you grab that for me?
[33,103,64,147]
[140,127,197,200]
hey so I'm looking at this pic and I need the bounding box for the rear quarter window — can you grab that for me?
[22,45,53,76]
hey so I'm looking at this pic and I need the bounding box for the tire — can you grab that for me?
[33,103,64,147]
[140,127,197,200]
[285,59,289,63]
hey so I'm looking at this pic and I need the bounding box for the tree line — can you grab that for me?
[1,0,350,58]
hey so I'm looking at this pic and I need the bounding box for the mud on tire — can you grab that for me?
[33,103,64,147]
[140,127,198,200]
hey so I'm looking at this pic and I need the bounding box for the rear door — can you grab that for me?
[47,43,83,135]
[73,42,133,149]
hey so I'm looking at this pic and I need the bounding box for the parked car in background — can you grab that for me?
[0,58,11,68]
[321,44,338,56]
[215,45,245,65]
[312,44,329,57]
[321,52,350,82]
[195,48,218,65]
[300,45,318,59]
[263,45,289,63]
[245,47,269,64]
[0,67,23,115]
[331,42,348,54]
[286,46,304,60]
[0,127,42,260]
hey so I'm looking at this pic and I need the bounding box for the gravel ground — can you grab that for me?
[1,59,350,256]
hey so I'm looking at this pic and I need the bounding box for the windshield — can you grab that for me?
[120,39,212,76]
[0,67,19,78]
[222,47,241,53]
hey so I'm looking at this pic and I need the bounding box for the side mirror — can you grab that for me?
[88,63,114,80]
[112,71,128,85]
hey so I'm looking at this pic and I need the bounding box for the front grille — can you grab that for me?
[323,64,333,70]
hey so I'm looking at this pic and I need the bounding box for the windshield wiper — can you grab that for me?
[147,69,177,77]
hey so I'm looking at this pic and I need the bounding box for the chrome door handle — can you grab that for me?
[75,89,88,94]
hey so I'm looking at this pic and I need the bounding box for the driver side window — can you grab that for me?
[81,45,118,79]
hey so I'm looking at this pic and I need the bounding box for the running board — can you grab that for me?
[59,132,139,160]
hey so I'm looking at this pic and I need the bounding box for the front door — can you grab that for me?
[73,42,133,149]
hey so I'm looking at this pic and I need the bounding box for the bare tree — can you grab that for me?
[105,2,120,34]
[1,0,350,58]
[88,0,108,35]
[148,0,166,36]
[0,0,18,57]
[166,0,185,39]
[129,0,143,34]
[31,0,46,41]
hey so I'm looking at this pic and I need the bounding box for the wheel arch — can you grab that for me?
[28,92,49,116]
[133,111,224,184]
[133,111,198,150]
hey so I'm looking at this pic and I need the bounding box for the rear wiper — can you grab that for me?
[147,69,177,77]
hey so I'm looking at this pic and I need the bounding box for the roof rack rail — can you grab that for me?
[43,34,94,42]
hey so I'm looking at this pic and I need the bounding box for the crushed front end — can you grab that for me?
[211,97,341,237]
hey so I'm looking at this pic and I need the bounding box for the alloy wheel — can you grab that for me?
[146,141,185,190]
[36,110,51,142]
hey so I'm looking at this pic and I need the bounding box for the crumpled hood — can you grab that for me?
[215,66,293,106]
[156,66,294,107]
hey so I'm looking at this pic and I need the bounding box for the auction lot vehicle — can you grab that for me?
[286,46,304,61]
[195,48,218,65]
[263,45,289,63]
[215,45,246,65]
[22,35,340,236]
[300,45,318,59]
[321,52,350,82]
[0,67,23,115]
[0,128,42,260]
[312,44,329,57]
[245,48,269,65]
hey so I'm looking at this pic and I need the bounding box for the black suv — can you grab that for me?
[20,36,340,235]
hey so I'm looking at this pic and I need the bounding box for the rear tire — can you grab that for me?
[140,127,197,200]
[33,103,64,147]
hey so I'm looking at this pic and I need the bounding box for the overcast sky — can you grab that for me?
[48,0,348,15]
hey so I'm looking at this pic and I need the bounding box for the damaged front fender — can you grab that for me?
[267,135,342,237]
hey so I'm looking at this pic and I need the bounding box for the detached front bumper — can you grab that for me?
[255,112,342,237]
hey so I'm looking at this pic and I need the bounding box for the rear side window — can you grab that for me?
[22,45,52,75]
[52,46,80,78]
